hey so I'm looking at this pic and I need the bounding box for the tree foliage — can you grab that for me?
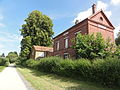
[73,33,114,59]
[6,51,18,63]
[20,10,54,59]
[115,31,120,45]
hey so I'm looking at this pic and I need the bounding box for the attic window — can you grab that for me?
[100,17,103,21]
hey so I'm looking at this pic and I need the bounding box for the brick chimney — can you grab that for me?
[92,4,96,14]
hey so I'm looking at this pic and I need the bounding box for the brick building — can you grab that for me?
[53,4,115,59]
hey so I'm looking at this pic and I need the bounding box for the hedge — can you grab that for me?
[25,57,120,88]
[0,57,9,66]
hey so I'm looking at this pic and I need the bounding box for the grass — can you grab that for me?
[0,66,5,72]
[17,67,114,90]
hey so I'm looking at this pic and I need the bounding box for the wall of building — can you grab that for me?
[88,20,114,42]
[53,20,88,58]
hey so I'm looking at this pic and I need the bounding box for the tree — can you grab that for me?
[20,10,54,59]
[6,52,18,63]
[115,31,120,45]
[0,53,5,57]
[73,33,114,60]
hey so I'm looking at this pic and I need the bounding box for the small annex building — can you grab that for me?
[30,45,53,59]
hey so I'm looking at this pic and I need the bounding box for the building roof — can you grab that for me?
[53,9,114,39]
[33,45,53,52]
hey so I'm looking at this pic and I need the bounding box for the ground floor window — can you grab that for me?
[56,54,60,57]
[63,53,69,59]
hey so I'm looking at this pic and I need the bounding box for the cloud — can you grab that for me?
[111,0,120,5]
[114,24,120,38]
[0,31,21,55]
[0,23,5,27]
[73,1,112,23]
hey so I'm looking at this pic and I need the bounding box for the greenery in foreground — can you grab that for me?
[73,33,115,59]
[17,67,114,90]
[0,66,5,72]
[17,57,120,88]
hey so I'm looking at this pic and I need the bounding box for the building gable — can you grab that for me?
[88,10,114,29]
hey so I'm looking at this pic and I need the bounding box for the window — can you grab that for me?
[63,53,69,59]
[56,41,59,50]
[56,54,60,57]
[65,38,68,48]
[75,31,81,35]
[100,17,103,21]
[38,52,45,57]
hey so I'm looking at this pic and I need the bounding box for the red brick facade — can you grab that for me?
[53,5,115,59]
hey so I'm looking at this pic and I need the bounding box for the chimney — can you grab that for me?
[75,20,79,24]
[92,4,96,14]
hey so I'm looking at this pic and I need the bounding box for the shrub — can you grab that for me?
[37,57,62,73]
[26,59,39,69]
[0,57,9,66]
[74,59,92,79]
[25,56,120,88]
[59,59,75,77]
[73,33,114,60]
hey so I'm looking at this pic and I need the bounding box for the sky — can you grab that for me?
[0,0,120,55]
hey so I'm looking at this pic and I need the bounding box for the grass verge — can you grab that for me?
[0,66,5,72]
[17,67,114,90]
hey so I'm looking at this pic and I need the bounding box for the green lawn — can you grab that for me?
[17,67,114,90]
[0,66,5,72]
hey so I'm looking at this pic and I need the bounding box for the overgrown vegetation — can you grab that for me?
[17,57,120,88]
[73,33,114,59]
[17,67,113,90]
[0,57,9,66]
[6,51,18,63]
[115,31,120,46]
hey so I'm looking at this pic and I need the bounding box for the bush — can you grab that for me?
[37,57,62,73]
[25,56,120,88]
[0,57,9,66]
[26,59,39,69]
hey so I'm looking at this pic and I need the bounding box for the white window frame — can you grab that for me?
[63,53,69,59]
[64,38,68,48]
[56,41,59,50]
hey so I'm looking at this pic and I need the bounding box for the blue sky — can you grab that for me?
[0,0,120,55]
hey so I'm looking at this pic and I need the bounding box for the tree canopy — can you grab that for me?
[20,10,54,59]
[73,33,114,59]
[6,51,18,63]
[115,31,120,45]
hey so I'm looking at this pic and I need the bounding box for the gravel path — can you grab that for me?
[0,64,28,90]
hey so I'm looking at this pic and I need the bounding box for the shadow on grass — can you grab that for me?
[18,66,116,90]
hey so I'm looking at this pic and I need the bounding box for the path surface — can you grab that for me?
[0,64,28,90]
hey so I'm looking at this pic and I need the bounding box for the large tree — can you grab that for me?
[115,31,120,45]
[20,10,54,59]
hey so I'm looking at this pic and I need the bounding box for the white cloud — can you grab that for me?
[0,31,21,55]
[97,1,108,10]
[111,0,120,5]
[114,24,120,38]
[73,1,112,23]
[0,23,5,27]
